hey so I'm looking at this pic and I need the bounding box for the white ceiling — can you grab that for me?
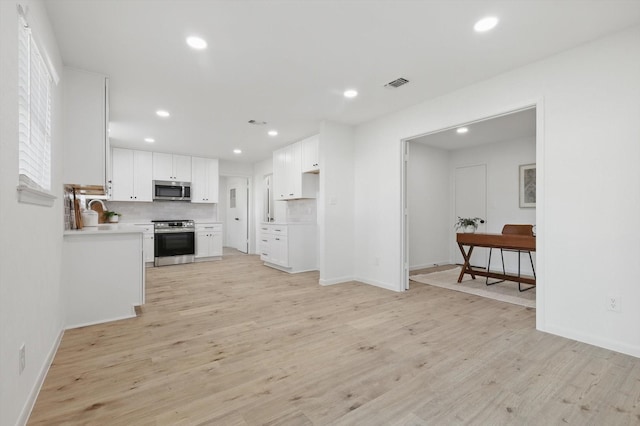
[44,1,640,163]
[411,107,536,150]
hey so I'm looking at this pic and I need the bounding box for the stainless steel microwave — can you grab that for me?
[153,180,191,201]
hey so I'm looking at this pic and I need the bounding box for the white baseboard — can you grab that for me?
[319,276,354,286]
[65,312,136,330]
[409,260,452,271]
[18,327,64,426]
[542,323,640,359]
[353,276,401,292]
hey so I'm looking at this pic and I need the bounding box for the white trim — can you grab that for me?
[65,312,136,330]
[409,260,452,271]
[319,275,355,286]
[16,184,56,207]
[353,276,400,292]
[17,328,64,426]
[534,97,546,331]
[543,324,640,359]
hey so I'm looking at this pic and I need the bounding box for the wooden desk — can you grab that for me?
[456,232,536,286]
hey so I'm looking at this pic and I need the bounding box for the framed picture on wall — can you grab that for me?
[519,163,536,208]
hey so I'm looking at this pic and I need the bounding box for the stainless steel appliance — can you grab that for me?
[153,220,195,266]
[153,180,191,201]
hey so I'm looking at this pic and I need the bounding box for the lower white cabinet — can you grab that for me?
[260,223,316,273]
[134,224,155,265]
[196,223,223,259]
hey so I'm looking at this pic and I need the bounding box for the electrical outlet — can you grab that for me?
[19,343,25,375]
[607,295,621,312]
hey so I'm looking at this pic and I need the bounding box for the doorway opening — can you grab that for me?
[219,176,250,255]
[401,105,540,316]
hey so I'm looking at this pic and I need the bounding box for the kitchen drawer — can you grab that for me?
[271,225,288,236]
[196,223,222,233]
[260,224,288,236]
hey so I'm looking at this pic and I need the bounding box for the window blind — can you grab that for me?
[18,16,52,192]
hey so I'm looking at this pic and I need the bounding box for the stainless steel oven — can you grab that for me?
[153,220,195,266]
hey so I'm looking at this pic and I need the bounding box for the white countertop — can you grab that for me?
[261,222,316,226]
[64,224,145,236]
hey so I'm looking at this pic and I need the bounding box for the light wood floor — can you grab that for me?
[29,255,640,425]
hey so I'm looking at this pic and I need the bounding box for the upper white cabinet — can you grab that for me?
[152,153,191,182]
[273,141,318,200]
[191,157,219,203]
[62,67,109,186]
[301,135,319,173]
[111,148,153,202]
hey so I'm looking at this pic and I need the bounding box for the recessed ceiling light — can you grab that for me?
[456,127,469,134]
[344,89,358,98]
[156,110,170,118]
[233,149,242,154]
[474,16,499,32]
[186,36,207,50]
[144,137,155,143]
[268,130,278,136]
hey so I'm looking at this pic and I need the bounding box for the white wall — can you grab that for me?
[449,137,536,274]
[218,176,228,245]
[219,159,253,177]
[407,143,450,270]
[0,2,65,425]
[319,121,356,285]
[354,26,640,357]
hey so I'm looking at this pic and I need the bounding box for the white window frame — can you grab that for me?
[16,10,56,207]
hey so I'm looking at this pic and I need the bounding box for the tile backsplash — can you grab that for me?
[286,199,317,223]
[105,201,218,223]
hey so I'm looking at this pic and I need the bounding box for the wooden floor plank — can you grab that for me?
[28,255,640,425]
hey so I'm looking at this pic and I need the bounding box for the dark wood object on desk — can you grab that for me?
[456,232,536,286]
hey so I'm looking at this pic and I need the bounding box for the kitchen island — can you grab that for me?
[63,225,145,329]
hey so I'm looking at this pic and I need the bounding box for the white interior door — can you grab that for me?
[454,164,487,267]
[226,177,248,253]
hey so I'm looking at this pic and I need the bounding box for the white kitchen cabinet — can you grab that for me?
[195,223,223,259]
[191,157,219,203]
[301,134,319,173]
[153,152,192,182]
[62,67,109,187]
[111,148,153,202]
[272,146,288,201]
[260,223,316,273]
[134,224,155,265]
[63,230,144,328]
[273,142,318,200]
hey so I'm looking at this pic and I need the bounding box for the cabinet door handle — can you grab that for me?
[262,239,267,242]
[289,193,294,196]
[275,238,280,241]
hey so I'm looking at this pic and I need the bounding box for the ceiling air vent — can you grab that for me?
[384,77,410,89]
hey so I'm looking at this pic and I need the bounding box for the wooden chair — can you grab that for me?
[486,224,536,292]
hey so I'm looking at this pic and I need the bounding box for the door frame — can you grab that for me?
[400,98,545,329]
[220,174,252,254]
